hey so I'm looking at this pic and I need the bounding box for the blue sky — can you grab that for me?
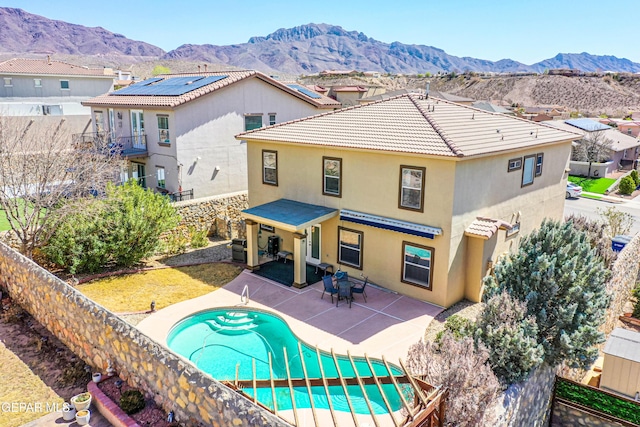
[5,1,637,64]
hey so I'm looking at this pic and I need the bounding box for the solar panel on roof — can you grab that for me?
[287,84,322,99]
[111,75,228,96]
[565,118,611,132]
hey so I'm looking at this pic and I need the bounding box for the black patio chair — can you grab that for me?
[321,276,338,303]
[336,280,352,308]
[351,276,368,302]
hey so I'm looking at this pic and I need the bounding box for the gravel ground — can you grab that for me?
[148,237,233,267]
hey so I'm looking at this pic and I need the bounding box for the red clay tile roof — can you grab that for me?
[82,71,340,109]
[0,58,113,77]
[238,94,582,158]
[465,218,513,239]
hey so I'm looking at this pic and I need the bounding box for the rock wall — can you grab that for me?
[604,232,640,335]
[173,191,248,239]
[551,401,630,427]
[0,241,289,427]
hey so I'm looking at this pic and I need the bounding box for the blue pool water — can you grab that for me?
[167,308,410,414]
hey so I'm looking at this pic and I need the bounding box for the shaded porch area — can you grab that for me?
[252,259,325,287]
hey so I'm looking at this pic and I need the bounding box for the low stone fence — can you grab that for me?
[173,191,248,239]
[604,232,640,335]
[551,401,632,427]
[0,241,289,427]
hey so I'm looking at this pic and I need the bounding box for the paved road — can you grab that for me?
[564,196,640,235]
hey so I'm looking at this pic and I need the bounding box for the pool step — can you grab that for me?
[204,318,258,335]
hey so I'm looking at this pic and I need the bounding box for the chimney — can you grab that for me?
[197,65,201,72]
[425,81,430,99]
[47,55,51,65]
[204,64,208,72]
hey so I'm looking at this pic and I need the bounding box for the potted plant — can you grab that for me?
[75,409,91,426]
[92,372,102,383]
[70,392,92,411]
[61,403,76,421]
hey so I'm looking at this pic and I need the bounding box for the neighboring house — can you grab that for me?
[0,57,115,116]
[471,101,514,115]
[599,118,640,138]
[81,71,340,200]
[328,86,373,107]
[545,118,640,176]
[600,328,640,399]
[427,90,474,105]
[358,88,421,104]
[238,94,578,308]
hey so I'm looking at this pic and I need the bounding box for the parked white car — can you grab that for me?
[566,182,582,199]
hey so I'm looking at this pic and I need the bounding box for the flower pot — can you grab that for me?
[70,392,92,411]
[62,404,76,421]
[75,409,91,426]
[92,372,102,383]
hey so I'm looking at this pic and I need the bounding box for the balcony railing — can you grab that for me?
[72,132,147,158]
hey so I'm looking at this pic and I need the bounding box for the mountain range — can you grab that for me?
[1,7,639,75]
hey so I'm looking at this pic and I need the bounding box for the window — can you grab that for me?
[94,111,104,133]
[245,115,262,131]
[338,227,363,269]
[269,114,276,126]
[402,242,433,289]
[508,157,522,172]
[262,150,277,185]
[399,166,426,212]
[156,166,166,189]
[3,78,12,87]
[157,115,170,144]
[60,80,70,90]
[323,157,341,197]
[535,153,544,177]
[34,79,42,87]
[522,155,535,187]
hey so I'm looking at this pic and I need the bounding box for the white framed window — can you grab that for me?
[34,78,42,87]
[157,115,170,144]
[94,111,104,133]
[535,153,544,177]
[402,242,433,289]
[399,166,425,212]
[156,166,166,189]
[3,77,12,87]
[60,80,70,90]
[338,227,363,269]
[522,155,535,187]
[269,114,276,126]
[323,157,341,197]
[245,114,262,131]
[508,157,522,172]
[262,150,277,185]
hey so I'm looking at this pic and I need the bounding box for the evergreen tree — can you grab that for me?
[484,219,611,369]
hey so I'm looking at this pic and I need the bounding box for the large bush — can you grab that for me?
[618,176,635,195]
[44,181,178,274]
[484,220,611,369]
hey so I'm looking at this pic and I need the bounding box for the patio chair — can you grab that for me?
[336,280,352,308]
[321,276,338,303]
[351,276,368,302]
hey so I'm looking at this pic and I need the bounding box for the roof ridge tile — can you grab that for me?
[408,94,463,157]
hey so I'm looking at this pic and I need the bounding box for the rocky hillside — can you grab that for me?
[0,8,164,57]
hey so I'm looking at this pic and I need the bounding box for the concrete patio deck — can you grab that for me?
[138,269,442,364]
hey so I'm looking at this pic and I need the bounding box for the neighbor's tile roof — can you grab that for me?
[238,94,582,158]
[544,120,640,152]
[464,218,513,239]
[333,86,368,92]
[0,58,113,77]
[83,71,340,109]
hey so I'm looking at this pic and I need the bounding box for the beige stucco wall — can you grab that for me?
[246,138,572,308]
[601,354,640,398]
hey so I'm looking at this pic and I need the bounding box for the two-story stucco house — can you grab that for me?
[238,94,580,308]
[0,57,115,116]
[81,71,340,200]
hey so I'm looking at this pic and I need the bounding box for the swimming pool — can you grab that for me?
[167,308,410,414]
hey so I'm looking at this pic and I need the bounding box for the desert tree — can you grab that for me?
[0,116,122,257]
[484,219,611,369]
[406,334,500,427]
[571,130,614,177]
[565,214,616,268]
[596,206,635,238]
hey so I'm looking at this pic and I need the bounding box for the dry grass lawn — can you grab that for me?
[0,341,63,427]
[77,263,243,313]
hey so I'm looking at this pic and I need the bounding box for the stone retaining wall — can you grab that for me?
[604,232,640,335]
[551,401,631,427]
[173,191,248,240]
[0,241,289,427]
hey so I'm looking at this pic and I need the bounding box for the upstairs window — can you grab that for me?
[34,78,42,87]
[508,157,522,172]
[3,78,12,87]
[535,153,544,177]
[323,157,341,197]
[157,115,170,144]
[245,115,262,131]
[399,166,426,212]
[60,80,70,90]
[269,114,276,126]
[522,155,535,187]
[262,150,277,185]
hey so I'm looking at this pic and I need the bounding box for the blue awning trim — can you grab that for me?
[340,209,442,239]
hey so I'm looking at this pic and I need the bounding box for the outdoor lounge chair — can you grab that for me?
[351,276,368,302]
[321,276,338,303]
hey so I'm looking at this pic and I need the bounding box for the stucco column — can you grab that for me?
[292,232,307,288]
[245,219,260,270]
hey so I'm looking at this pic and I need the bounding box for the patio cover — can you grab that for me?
[242,199,338,232]
[340,209,442,239]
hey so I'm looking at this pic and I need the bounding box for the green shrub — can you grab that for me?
[631,170,640,188]
[119,389,145,415]
[163,233,188,254]
[435,314,476,344]
[632,283,640,318]
[189,227,209,249]
[619,176,635,195]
